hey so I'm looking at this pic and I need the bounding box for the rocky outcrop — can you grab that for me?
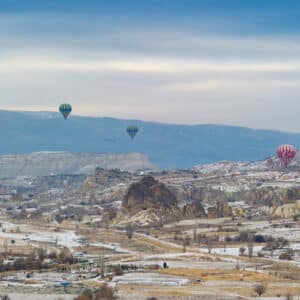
[265,200,300,218]
[122,176,177,215]
[93,168,132,186]
[171,184,300,210]
[183,201,206,218]
[241,187,300,206]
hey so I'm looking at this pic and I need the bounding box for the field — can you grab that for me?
[0,216,297,299]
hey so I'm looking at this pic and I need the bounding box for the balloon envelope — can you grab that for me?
[59,103,72,120]
[127,125,139,139]
[277,144,296,166]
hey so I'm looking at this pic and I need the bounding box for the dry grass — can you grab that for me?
[223,285,300,297]
[0,239,36,256]
[265,262,300,278]
[118,284,192,298]
[135,234,181,253]
[82,228,181,254]
[158,268,290,282]
[118,283,300,298]
[205,231,238,237]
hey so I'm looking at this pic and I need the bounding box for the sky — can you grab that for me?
[1,0,300,132]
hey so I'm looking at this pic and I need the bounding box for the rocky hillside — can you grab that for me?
[265,201,300,218]
[193,150,300,175]
[0,151,155,178]
[115,175,208,226]
[122,176,177,215]
[78,157,300,224]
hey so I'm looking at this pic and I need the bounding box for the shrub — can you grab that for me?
[58,247,74,264]
[254,234,266,243]
[285,294,293,300]
[254,284,266,296]
[37,248,45,261]
[113,265,124,276]
[94,283,116,300]
[125,224,134,239]
[74,289,93,300]
[279,249,294,261]
[239,247,246,256]
[257,252,265,257]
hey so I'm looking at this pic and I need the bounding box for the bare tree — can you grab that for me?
[94,283,117,300]
[239,247,246,256]
[3,240,8,256]
[125,224,134,239]
[58,247,74,264]
[158,214,164,229]
[285,293,293,300]
[37,248,45,261]
[223,240,227,252]
[206,237,212,254]
[100,256,106,278]
[279,249,294,261]
[254,284,266,296]
[74,289,93,300]
[113,264,123,276]
[248,242,254,258]
[102,213,110,230]
[193,228,197,243]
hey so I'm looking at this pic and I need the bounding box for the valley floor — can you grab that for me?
[0,217,298,299]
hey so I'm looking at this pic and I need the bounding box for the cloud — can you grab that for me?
[0,12,300,132]
[165,78,300,92]
[2,52,300,74]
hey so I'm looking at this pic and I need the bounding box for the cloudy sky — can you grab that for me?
[1,0,300,131]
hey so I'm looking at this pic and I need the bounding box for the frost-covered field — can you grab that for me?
[112,272,189,286]
[122,259,242,270]
[165,218,228,228]
[89,242,132,254]
[199,246,264,256]
[260,227,300,241]
[0,222,81,248]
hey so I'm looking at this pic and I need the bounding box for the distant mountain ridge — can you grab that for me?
[0,110,300,169]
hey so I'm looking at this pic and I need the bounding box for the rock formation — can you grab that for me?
[122,176,177,215]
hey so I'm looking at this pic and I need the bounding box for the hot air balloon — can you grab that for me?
[127,125,139,139]
[59,103,72,120]
[277,144,296,167]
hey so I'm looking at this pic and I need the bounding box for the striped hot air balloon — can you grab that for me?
[126,125,139,139]
[59,103,72,120]
[277,144,296,167]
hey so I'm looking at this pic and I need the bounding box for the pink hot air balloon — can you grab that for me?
[277,144,296,167]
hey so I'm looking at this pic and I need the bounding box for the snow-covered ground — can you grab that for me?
[165,217,228,228]
[145,252,198,260]
[200,245,264,256]
[0,221,82,248]
[260,227,300,241]
[112,272,189,286]
[123,259,244,270]
[89,242,132,254]
[290,242,300,250]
